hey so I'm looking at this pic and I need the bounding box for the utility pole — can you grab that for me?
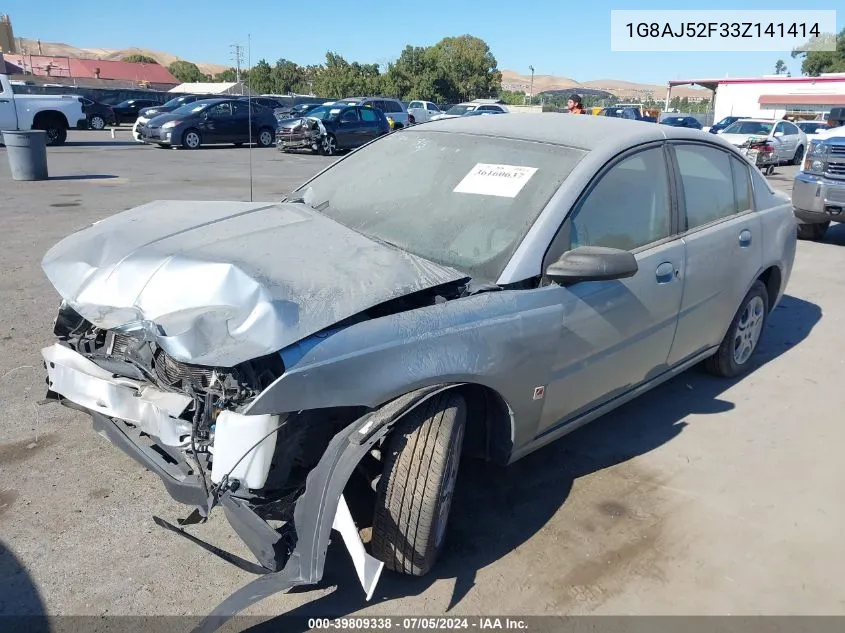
[230,43,244,85]
[529,65,535,105]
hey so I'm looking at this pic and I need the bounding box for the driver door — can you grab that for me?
[537,144,686,436]
[203,101,234,142]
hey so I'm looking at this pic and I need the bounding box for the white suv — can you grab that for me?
[430,99,509,121]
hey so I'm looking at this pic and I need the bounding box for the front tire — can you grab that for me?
[320,133,337,156]
[371,391,467,577]
[705,280,769,378]
[182,129,201,149]
[89,115,106,131]
[257,127,274,148]
[797,221,829,241]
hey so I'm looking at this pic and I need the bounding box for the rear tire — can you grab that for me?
[704,280,769,378]
[792,145,804,165]
[371,391,467,577]
[34,117,67,145]
[89,115,106,131]
[797,221,829,241]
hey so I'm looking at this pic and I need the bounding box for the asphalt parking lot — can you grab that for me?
[1,131,844,623]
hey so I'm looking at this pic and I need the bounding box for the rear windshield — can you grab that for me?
[724,121,773,135]
[296,129,587,281]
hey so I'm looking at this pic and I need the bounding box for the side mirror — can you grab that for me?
[545,246,638,285]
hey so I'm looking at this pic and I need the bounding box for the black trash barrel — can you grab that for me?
[2,130,49,181]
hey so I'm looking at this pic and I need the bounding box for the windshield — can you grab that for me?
[295,129,587,281]
[301,105,343,120]
[171,102,212,116]
[724,121,773,135]
[162,96,191,108]
[446,105,476,115]
[716,117,738,126]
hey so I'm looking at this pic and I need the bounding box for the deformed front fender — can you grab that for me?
[192,382,462,633]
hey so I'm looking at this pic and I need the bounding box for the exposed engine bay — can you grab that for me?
[277,116,329,152]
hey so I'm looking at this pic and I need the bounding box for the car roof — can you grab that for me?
[417,113,739,153]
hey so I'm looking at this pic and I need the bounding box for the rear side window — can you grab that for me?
[731,157,753,212]
[674,144,738,229]
[569,147,672,251]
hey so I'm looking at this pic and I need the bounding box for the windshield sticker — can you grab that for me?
[453,163,538,198]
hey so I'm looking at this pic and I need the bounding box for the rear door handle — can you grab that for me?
[655,262,676,284]
[739,229,752,247]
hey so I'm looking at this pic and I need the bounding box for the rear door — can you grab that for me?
[230,100,251,141]
[358,105,383,141]
[665,141,762,366]
[773,121,797,162]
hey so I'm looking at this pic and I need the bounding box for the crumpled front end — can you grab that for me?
[276,116,327,151]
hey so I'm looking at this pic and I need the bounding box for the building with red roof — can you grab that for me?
[2,54,179,89]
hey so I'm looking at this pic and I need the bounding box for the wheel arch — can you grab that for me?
[32,110,70,129]
[757,264,783,313]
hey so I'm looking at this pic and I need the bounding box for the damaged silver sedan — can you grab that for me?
[41,114,797,630]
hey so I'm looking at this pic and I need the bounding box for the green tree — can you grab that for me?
[791,28,845,76]
[272,59,303,94]
[246,59,274,94]
[498,89,527,105]
[123,54,158,64]
[774,59,787,75]
[168,60,206,83]
[214,68,239,82]
[314,52,357,98]
[383,45,439,100]
[430,35,502,103]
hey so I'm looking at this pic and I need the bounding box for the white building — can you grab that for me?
[168,81,251,96]
[666,73,845,122]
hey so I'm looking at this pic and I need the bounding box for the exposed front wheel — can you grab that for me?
[320,134,337,156]
[797,221,829,241]
[705,280,769,378]
[371,391,467,576]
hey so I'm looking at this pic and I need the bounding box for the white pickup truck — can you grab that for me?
[406,100,444,124]
[0,73,87,145]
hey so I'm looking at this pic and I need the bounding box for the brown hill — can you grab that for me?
[15,38,229,77]
[500,69,708,101]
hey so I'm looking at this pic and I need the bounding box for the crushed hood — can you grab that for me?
[42,200,468,367]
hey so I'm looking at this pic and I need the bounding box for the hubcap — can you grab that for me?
[434,423,464,548]
[46,128,58,143]
[91,116,105,129]
[186,132,199,148]
[733,295,765,365]
[260,131,272,146]
[323,136,336,154]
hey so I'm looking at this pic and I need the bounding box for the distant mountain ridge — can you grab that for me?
[11,38,710,100]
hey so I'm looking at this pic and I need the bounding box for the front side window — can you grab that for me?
[360,108,378,122]
[208,102,233,117]
[340,108,360,123]
[675,144,738,229]
[569,147,672,251]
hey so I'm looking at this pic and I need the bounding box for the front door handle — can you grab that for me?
[655,262,675,284]
[739,229,752,247]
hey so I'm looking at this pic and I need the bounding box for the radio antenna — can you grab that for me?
[247,33,253,202]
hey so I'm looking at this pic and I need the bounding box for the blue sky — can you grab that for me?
[7,1,842,85]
